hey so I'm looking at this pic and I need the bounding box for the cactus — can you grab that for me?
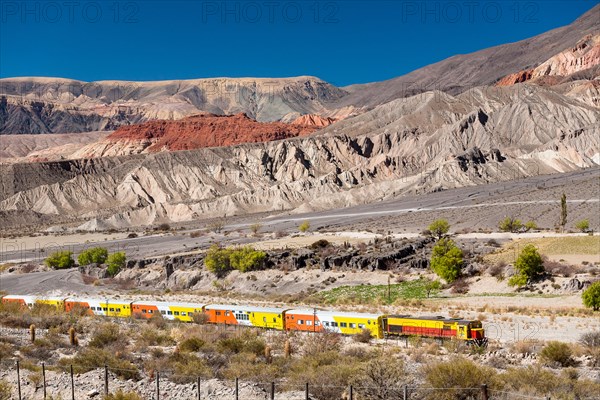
[264,345,272,364]
[284,339,292,358]
[69,327,78,346]
[29,324,36,343]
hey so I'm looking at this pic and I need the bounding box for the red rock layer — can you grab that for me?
[107,113,320,152]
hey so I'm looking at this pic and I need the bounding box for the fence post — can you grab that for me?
[481,384,488,400]
[197,376,201,400]
[271,382,275,400]
[42,362,47,399]
[305,382,309,400]
[70,364,75,400]
[104,365,109,395]
[403,384,408,400]
[16,360,22,400]
[349,384,353,400]
[235,377,239,400]
[156,371,160,400]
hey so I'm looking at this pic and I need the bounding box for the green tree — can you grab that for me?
[230,246,267,272]
[298,220,311,233]
[78,247,108,266]
[499,216,522,233]
[560,193,567,231]
[430,238,463,283]
[428,219,450,239]
[524,221,538,232]
[575,219,590,233]
[509,244,544,287]
[582,282,600,311]
[106,252,126,277]
[44,251,75,269]
[204,245,233,277]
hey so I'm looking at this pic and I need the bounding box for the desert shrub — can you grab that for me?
[582,281,600,311]
[204,245,233,277]
[576,219,590,232]
[499,365,557,396]
[509,244,544,287]
[288,352,358,400]
[579,331,600,348]
[137,327,175,348]
[428,219,450,238]
[157,223,171,231]
[488,261,505,281]
[0,380,11,400]
[249,223,262,235]
[510,340,539,355]
[45,251,75,269]
[217,336,265,356]
[103,390,142,400]
[60,347,139,380]
[179,337,205,352]
[499,216,523,233]
[106,252,126,277]
[353,328,372,343]
[422,357,497,400]
[89,323,127,349]
[303,331,342,357]
[430,238,463,283]
[223,352,282,382]
[229,246,267,272]
[77,247,108,266]
[298,220,311,233]
[0,342,14,361]
[353,357,407,400]
[168,352,212,383]
[543,258,581,277]
[310,239,331,249]
[450,277,470,294]
[539,341,574,367]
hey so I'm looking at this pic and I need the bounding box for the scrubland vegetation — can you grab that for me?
[1,302,599,400]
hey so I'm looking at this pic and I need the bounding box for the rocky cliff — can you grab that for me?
[1,83,597,229]
[0,76,348,134]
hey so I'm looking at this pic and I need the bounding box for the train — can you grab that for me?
[0,295,487,345]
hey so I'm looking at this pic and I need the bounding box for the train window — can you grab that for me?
[109,308,115,312]
[225,311,230,316]
[298,320,304,325]
[306,321,312,326]
[142,309,147,313]
[323,322,329,327]
[315,321,320,326]
[273,318,277,322]
[216,311,221,316]
[349,323,356,328]
[331,322,338,327]
[367,320,371,324]
[91,307,96,311]
[358,324,365,329]
[116,308,121,313]
[103,307,108,311]
[161,311,166,315]
[167,311,173,315]
[174,311,180,316]
[340,322,347,328]
[181,312,186,316]
[148,310,153,314]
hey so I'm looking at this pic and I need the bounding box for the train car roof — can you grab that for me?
[286,309,382,319]
[205,304,288,314]
[132,301,205,308]
[387,315,474,324]
[64,298,129,303]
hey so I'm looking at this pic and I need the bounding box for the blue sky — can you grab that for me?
[0,1,596,86]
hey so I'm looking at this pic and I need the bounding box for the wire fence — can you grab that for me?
[0,359,574,400]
